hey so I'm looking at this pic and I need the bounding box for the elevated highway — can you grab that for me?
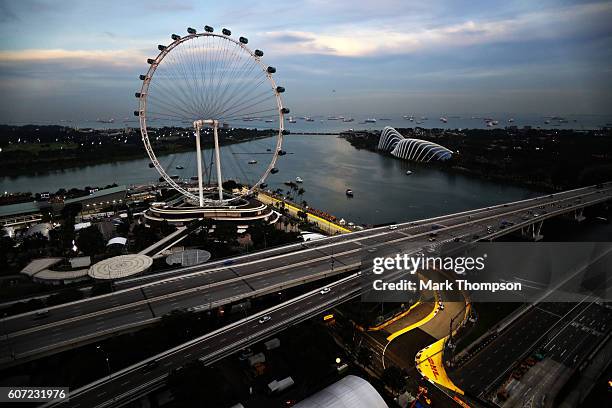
[1,184,611,373]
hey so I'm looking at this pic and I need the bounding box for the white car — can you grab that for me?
[258,316,271,324]
[320,287,331,295]
[388,225,398,230]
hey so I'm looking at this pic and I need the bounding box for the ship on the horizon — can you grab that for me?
[96,118,115,124]
[288,116,297,123]
[365,118,377,123]
[439,116,448,123]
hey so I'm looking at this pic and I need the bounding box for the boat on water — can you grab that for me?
[175,165,184,169]
[406,170,412,175]
[288,116,297,123]
[148,162,155,168]
[342,118,354,122]
[265,119,274,123]
[305,117,314,122]
[365,118,377,123]
[295,177,303,183]
[345,189,354,197]
[248,159,257,164]
[270,168,279,174]
[439,117,448,123]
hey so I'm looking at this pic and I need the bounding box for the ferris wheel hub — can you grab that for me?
[193,119,218,129]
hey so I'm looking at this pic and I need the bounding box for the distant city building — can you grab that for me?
[378,126,453,162]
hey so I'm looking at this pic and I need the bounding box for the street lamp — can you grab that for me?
[96,345,111,378]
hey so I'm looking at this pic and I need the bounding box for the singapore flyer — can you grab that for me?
[134,26,289,208]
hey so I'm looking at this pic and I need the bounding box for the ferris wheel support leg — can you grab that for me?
[213,122,224,202]
[195,126,205,207]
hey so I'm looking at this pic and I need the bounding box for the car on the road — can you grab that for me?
[223,259,235,266]
[258,316,271,324]
[144,360,159,371]
[428,237,436,242]
[388,225,398,230]
[33,310,50,319]
[320,287,331,295]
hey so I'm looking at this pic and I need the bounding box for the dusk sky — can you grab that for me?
[1,0,611,123]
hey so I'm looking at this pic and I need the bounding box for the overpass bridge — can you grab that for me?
[1,184,611,368]
[0,184,611,405]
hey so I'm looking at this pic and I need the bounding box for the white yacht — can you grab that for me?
[295,177,303,183]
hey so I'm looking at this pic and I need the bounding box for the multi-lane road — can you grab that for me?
[451,246,612,405]
[1,183,611,370]
[0,183,601,407]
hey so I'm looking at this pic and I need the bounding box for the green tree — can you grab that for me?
[76,225,106,256]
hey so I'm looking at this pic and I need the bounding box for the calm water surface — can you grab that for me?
[0,134,540,225]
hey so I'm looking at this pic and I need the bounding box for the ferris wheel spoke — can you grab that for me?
[217,92,277,121]
[205,33,227,118]
[146,93,201,121]
[163,51,205,117]
[211,44,251,117]
[215,75,268,119]
[148,80,202,120]
[184,38,207,116]
[220,109,278,122]
[211,53,261,119]
[216,85,271,117]
[146,110,194,121]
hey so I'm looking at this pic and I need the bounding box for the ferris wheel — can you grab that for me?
[134,26,288,206]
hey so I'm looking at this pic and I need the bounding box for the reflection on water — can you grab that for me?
[0,134,540,225]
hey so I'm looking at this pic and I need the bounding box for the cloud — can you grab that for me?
[260,1,612,57]
[0,49,146,67]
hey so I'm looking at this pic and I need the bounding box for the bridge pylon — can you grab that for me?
[521,220,544,241]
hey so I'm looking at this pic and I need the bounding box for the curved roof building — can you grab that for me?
[378,126,453,162]
[293,375,388,408]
